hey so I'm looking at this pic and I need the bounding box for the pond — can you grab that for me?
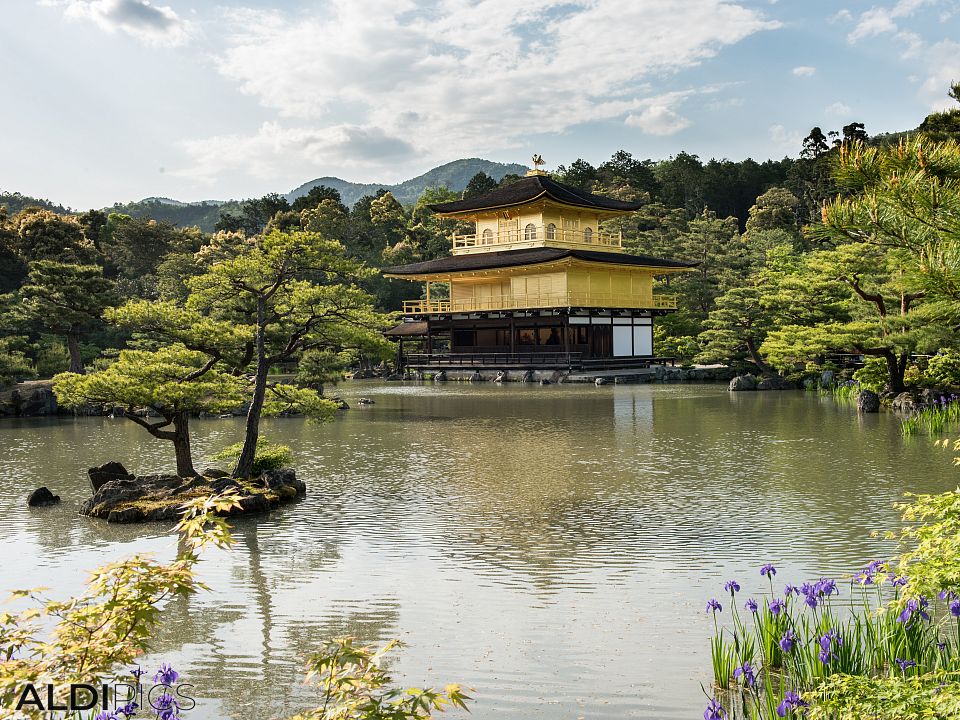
[1,382,955,719]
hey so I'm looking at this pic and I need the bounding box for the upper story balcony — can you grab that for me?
[451,224,623,255]
[402,292,678,315]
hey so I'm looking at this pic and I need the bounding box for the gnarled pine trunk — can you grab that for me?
[66,331,84,374]
[235,297,267,480]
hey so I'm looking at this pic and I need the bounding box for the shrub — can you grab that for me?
[927,351,960,388]
[213,438,292,475]
[852,358,887,392]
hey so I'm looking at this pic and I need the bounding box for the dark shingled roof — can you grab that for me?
[383,248,696,276]
[384,321,428,337]
[427,175,644,214]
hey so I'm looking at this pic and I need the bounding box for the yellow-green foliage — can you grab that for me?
[809,671,960,720]
[53,345,246,414]
[289,637,472,720]
[0,493,242,718]
[928,351,960,388]
[852,358,889,392]
[214,438,293,475]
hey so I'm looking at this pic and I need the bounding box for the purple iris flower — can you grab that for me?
[733,662,756,688]
[784,584,798,596]
[779,629,797,653]
[898,597,930,626]
[118,701,138,717]
[706,598,722,614]
[889,575,908,588]
[761,564,777,577]
[951,599,960,617]
[704,698,726,720]
[745,598,758,613]
[769,598,786,616]
[95,713,118,720]
[896,658,917,673]
[776,690,809,717]
[817,630,841,664]
[153,693,181,720]
[153,663,179,687]
[724,580,740,594]
[816,578,838,596]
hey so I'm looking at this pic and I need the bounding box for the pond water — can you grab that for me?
[1,383,955,719]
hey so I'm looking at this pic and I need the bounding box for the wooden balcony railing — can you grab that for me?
[453,225,622,251]
[402,292,677,314]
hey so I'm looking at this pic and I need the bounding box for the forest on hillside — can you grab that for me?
[2,86,960,393]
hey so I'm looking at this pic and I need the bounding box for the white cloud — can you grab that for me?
[848,0,938,43]
[625,100,692,136]
[41,0,193,46]
[176,122,417,183]
[825,101,853,116]
[896,30,925,57]
[918,39,960,109]
[830,9,853,23]
[179,0,780,183]
[768,124,803,154]
[792,66,816,77]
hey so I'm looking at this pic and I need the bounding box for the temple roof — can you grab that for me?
[426,175,644,215]
[383,321,428,336]
[383,247,696,276]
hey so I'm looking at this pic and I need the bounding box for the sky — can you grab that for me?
[2,0,959,209]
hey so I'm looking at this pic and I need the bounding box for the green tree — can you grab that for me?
[18,261,119,373]
[11,209,94,264]
[99,213,189,279]
[55,346,245,476]
[291,185,348,214]
[801,126,830,159]
[187,229,391,479]
[744,187,800,239]
[555,158,597,190]
[463,171,497,198]
[597,150,660,198]
[762,243,927,391]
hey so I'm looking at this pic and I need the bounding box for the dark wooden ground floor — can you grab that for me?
[387,308,672,370]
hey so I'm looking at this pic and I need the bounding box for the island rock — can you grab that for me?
[88,461,135,492]
[28,486,60,507]
[857,390,881,413]
[729,375,757,391]
[757,376,795,391]
[80,468,306,523]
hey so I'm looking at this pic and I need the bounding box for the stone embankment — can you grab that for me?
[80,461,305,523]
[401,365,738,384]
[0,380,62,416]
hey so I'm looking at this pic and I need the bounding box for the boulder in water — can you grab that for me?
[27,486,60,507]
[757,376,795,391]
[88,461,135,492]
[729,375,757,391]
[857,390,881,413]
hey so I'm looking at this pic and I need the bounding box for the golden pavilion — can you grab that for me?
[382,168,694,371]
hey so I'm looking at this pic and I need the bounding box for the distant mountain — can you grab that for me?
[0,191,70,216]
[286,158,530,209]
[139,196,226,208]
[106,198,224,232]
